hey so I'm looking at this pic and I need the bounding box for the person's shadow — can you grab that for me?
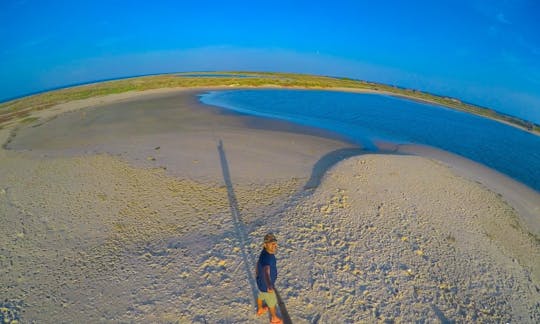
[217,140,312,324]
[217,140,258,300]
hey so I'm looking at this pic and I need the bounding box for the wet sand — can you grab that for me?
[1,88,539,323]
[5,89,355,184]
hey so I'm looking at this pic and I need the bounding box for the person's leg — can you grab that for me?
[269,306,280,321]
[256,294,268,316]
[264,292,281,322]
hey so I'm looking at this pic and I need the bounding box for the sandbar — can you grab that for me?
[0,88,538,323]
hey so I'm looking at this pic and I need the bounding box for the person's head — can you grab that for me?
[263,233,278,254]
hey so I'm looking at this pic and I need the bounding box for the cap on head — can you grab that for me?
[264,233,277,243]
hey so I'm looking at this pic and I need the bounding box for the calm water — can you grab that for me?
[200,89,540,192]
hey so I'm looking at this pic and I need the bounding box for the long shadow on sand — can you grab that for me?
[217,140,259,304]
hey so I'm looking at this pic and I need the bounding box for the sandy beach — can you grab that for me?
[1,88,539,323]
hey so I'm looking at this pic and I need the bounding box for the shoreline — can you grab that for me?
[393,143,540,237]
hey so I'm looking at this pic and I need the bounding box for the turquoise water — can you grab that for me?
[200,89,540,192]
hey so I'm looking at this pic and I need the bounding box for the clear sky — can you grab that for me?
[1,0,539,123]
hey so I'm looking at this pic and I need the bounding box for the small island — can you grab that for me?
[0,73,539,322]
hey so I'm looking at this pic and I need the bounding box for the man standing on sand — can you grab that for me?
[256,233,282,324]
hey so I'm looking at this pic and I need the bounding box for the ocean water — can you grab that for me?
[200,89,540,192]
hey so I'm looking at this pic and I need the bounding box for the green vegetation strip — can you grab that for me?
[1,72,538,133]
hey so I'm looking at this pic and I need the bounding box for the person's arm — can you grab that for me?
[263,265,273,292]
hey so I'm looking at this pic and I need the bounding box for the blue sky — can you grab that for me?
[1,0,539,123]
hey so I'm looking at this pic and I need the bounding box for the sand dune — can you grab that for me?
[1,89,538,323]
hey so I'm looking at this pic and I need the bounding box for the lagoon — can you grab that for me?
[200,89,540,192]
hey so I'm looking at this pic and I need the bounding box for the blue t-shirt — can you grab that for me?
[256,249,277,292]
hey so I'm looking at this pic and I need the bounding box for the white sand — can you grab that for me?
[0,89,539,323]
